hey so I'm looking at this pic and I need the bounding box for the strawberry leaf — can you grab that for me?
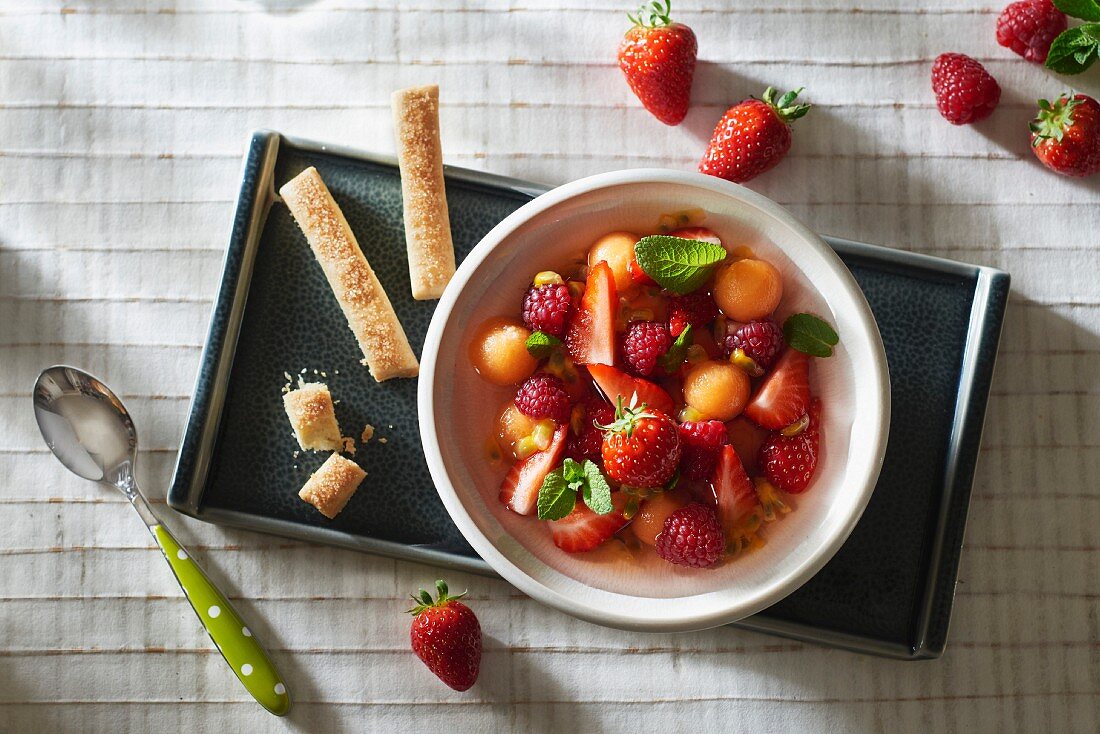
[633,235,727,294]
[581,460,613,515]
[783,313,839,358]
[536,467,577,521]
[657,324,693,373]
[525,331,562,359]
[1045,24,1100,74]
[1053,0,1100,21]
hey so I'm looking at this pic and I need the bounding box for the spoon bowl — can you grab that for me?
[33,365,137,487]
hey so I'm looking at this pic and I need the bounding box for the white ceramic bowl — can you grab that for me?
[419,169,889,632]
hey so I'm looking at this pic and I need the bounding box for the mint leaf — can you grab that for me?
[525,331,562,359]
[1054,0,1100,21]
[536,468,576,520]
[580,460,613,515]
[783,313,839,358]
[1046,25,1100,74]
[634,235,727,295]
[657,324,693,373]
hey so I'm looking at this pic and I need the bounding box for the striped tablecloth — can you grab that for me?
[2,1,1098,731]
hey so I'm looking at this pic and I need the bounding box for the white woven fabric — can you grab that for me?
[2,1,1098,731]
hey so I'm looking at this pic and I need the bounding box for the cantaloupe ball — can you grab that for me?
[712,258,783,322]
[468,318,537,385]
[588,231,638,293]
[632,490,688,546]
[682,359,751,421]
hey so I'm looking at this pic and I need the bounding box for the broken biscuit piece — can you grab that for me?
[283,382,342,452]
[298,453,366,519]
[392,84,456,300]
[280,166,420,381]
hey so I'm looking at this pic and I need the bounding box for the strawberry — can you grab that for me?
[617,0,697,126]
[628,249,658,286]
[499,424,568,515]
[711,445,758,535]
[565,260,618,366]
[600,400,682,488]
[666,226,722,245]
[698,87,811,183]
[588,363,675,416]
[743,348,810,430]
[1030,94,1100,178]
[759,399,822,494]
[408,580,482,692]
[549,491,632,552]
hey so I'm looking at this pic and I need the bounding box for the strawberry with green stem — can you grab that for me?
[408,580,482,692]
[1030,93,1100,177]
[618,0,698,126]
[699,87,811,183]
[599,397,682,489]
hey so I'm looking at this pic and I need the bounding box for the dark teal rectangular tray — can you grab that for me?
[169,130,1009,660]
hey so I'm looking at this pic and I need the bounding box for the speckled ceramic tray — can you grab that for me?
[169,130,1009,660]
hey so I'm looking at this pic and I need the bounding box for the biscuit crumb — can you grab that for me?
[361,424,375,442]
[379,437,388,445]
[342,436,356,455]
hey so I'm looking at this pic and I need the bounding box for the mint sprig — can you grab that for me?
[783,313,839,358]
[525,331,562,359]
[536,458,614,520]
[1046,1,1100,74]
[657,324,693,373]
[1054,0,1100,22]
[633,235,727,294]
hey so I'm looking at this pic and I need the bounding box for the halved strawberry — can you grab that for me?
[499,425,568,515]
[667,226,722,245]
[549,491,632,552]
[711,445,757,535]
[565,261,617,366]
[588,363,675,416]
[628,249,657,286]
[743,348,810,430]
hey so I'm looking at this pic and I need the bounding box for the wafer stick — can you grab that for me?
[298,453,366,519]
[391,84,456,300]
[280,167,420,382]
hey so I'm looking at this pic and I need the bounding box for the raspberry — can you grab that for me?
[667,293,719,338]
[565,396,616,461]
[514,373,571,423]
[931,53,1001,125]
[621,320,672,376]
[522,283,573,338]
[996,0,1066,63]
[654,503,726,568]
[678,420,729,480]
[725,319,784,371]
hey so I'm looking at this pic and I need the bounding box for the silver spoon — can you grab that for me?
[32,365,290,716]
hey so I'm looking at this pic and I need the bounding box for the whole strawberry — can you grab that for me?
[408,580,482,692]
[698,87,811,183]
[996,0,1066,64]
[600,399,682,488]
[931,53,1001,125]
[618,0,697,126]
[1030,94,1100,178]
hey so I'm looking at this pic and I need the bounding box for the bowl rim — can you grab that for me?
[418,168,891,632]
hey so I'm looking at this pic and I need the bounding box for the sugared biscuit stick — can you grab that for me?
[280,167,420,382]
[283,381,341,451]
[298,453,366,519]
[391,84,456,300]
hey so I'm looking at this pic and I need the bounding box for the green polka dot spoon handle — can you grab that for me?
[32,366,290,716]
[151,522,289,715]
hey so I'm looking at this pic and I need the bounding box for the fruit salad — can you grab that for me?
[468,215,839,569]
